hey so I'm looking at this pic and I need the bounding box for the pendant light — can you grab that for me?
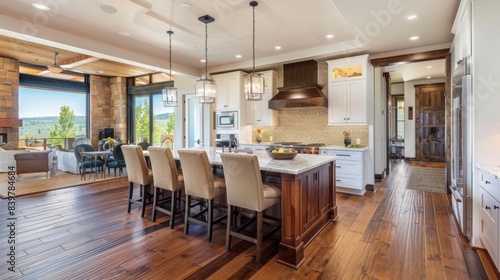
[245,1,265,101]
[195,15,216,104]
[163,30,177,107]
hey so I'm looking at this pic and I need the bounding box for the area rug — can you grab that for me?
[407,166,446,193]
[0,171,127,198]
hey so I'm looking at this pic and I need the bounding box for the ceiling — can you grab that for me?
[0,0,459,81]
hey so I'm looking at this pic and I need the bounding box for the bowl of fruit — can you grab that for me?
[267,145,298,160]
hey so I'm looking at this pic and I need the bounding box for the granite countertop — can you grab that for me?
[175,148,336,175]
[320,145,369,151]
[477,163,500,179]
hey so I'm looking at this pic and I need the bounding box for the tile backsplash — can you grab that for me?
[251,107,368,146]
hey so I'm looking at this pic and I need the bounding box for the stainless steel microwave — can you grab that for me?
[216,111,237,129]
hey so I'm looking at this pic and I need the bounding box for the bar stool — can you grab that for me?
[178,149,226,242]
[220,153,281,263]
[147,146,184,228]
[121,145,153,217]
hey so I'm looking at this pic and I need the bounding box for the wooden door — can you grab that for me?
[415,83,445,162]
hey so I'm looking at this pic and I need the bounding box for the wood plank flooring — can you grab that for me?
[0,161,492,279]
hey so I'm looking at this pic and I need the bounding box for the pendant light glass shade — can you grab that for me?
[163,30,177,107]
[245,1,264,101]
[195,77,217,103]
[245,72,265,100]
[195,15,216,104]
[162,87,177,107]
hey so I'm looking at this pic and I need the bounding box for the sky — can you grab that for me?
[19,87,87,118]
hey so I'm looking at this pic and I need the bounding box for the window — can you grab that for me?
[129,81,176,146]
[395,98,405,139]
[19,73,89,149]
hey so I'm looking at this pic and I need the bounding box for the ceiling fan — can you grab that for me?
[47,51,64,73]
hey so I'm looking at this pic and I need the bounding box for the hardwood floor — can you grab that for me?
[0,161,491,279]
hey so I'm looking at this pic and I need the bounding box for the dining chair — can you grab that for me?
[178,149,226,242]
[220,153,281,263]
[107,143,126,176]
[121,145,153,217]
[73,144,104,180]
[147,146,184,228]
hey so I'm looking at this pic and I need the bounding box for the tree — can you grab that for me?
[166,113,175,135]
[48,105,77,146]
[135,100,149,142]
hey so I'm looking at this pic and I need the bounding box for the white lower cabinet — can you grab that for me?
[320,148,368,195]
[478,166,500,270]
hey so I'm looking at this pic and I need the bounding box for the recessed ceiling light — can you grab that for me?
[275,46,282,50]
[407,14,418,20]
[200,59,206,63]
[32,3,50,11]
[235,55,242,58]
[426,76,432,79]
[97,70,104,74]
[117,31,131,37]
[98,4,118,14]
[326,34,334,39]
[409,35,420,41]
[426,66,432,69]
[180,3,192,9]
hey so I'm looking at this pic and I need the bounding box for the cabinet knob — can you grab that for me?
[486,206,491,210]
[495,205,500,210]
[336,179,341,182]
[485,180,491,184]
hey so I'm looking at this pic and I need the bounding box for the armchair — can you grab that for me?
[14,150,52,180]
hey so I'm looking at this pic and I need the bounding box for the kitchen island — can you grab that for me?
[180,148,338,268]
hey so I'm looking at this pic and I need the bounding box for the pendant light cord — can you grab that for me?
[204,23,208,79]
[168,31,173,82]
[252,4,256,74]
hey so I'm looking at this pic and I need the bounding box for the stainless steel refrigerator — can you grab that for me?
[450,56,473,239]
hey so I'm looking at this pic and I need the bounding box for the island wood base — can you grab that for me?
[277,161,337,268]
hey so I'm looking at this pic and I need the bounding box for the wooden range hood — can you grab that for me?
[268,60,328,109]
[0,118,22,127]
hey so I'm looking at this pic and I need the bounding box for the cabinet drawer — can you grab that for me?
[479,187,499,264]
[336,160,362,176]
[336,174,363,190]
[480,170,500,201]
[328,150,363,161]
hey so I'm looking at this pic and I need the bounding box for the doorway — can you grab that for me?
[184,93,202,148]
[415,83,446,162]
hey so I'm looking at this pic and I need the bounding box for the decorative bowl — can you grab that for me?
[267,150,298,160]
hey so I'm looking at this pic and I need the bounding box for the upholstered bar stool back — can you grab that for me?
[178,149,226,242]
[220,153,281,263]
[147,146,184,228]
[121,145,153,217]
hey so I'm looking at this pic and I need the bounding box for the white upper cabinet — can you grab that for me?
[451,0,472,71]
[326,55,369,125]
[213,71,245,112]
[246,70,277,125]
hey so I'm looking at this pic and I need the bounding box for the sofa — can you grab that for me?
[14,150,52,179]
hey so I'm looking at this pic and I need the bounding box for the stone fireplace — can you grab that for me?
[0,56,21,147]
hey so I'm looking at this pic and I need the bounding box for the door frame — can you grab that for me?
[372,49,451,183]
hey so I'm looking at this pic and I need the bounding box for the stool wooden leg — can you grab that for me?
[184,195,191,235]
[170,190,178,229]
[127,182,133,213]
[151,187,158,222]
[256,211,263,263]
[208,199,214,242]
[141,184,147,217]
[226,205,233,251]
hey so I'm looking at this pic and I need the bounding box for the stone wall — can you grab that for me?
[89,75,112,147]
[0,57,20,147]
[110,77,127,142]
